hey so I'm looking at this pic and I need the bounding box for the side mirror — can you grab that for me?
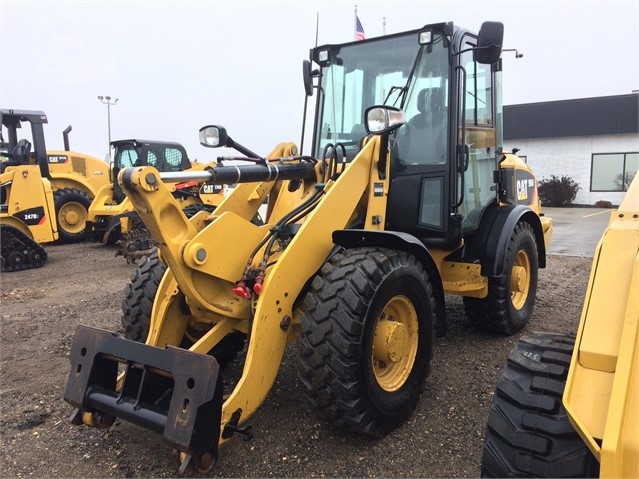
[199,125,229,148]
[303,60,313,96]
[365,106,405,135]
[474,21,504,64]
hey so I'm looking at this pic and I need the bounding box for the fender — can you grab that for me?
[0,215,33,238]
[332,229,446,332]
[47,173,98,198]
[452,203,546,278]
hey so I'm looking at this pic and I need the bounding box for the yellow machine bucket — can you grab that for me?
[564,176,639,478]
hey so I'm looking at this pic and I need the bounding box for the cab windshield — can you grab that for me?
[312,31,450,166]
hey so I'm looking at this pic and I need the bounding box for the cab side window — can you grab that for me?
[118,147,138,168]
[164,148,183,171]
[459,42,498,231]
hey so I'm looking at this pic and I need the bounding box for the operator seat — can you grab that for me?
[1,139,31,172]
[398,87,446,165]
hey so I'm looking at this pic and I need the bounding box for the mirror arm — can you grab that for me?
[502,48,524,59]
[226,137,266,164]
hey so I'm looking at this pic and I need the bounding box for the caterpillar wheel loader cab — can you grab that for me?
[87,139,226,260]
[64,21,552,473]
[0,109,109,244]
[481,174,639,478]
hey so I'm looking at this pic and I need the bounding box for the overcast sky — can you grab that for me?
[1,0,638,161]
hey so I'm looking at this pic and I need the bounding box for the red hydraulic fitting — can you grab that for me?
[232,282,252,299]
[253,274,264,295]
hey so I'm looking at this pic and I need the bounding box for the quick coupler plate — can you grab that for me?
[64,325,223,456]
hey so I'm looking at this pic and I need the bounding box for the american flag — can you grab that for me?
[355,14,365,41]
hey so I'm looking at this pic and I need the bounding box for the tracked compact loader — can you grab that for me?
[64,21,552,473]
[0,109,109,246]
[0,109,109,271]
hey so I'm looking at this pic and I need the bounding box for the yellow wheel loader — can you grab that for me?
[86,138,227,261]
[64,21,552,473]
[481,174,638,478]
[0,109,109,247]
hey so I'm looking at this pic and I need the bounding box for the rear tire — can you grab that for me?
[481,332,599,478]
[120,250,245,366]
[297,247,436,437]
[54,188,92,243]
[464,221,538,335]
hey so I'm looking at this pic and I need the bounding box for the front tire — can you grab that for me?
[120,250,246,366]
[297,247,436,437]
[481,332,599,477]
[464,221,538,335]
[53,188,92,243]
[121,250,165,341]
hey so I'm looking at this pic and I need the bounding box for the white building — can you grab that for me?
[503,93,639,206]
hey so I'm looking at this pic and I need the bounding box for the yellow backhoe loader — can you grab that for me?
[481,174,638,478]
[64,21,553,473]
[87,138,226,261]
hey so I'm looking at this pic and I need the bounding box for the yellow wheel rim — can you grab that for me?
[371,295,419,392]
[510,249,531,310]
[58,202,87,234]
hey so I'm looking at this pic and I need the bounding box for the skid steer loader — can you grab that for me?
[481,174,638,478]
[0,109,110,247]
[64,21,552,473]
[87,138,226,261]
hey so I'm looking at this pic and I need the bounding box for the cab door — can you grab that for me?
[385,32,454,245]
[457,36,499,233]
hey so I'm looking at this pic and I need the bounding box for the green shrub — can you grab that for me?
[594,200,613,208]
[538,175,580,207]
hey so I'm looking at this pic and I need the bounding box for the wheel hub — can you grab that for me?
[510,265,528,292]
[371,295,419,392]
[59,202,87,234]
[373,320,408,363]
[63,209,80,225]
[510,250,531,310]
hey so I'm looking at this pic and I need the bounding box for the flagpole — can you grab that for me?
[354,4,358,41]
[354,4,364,41]
[383,17,386,35]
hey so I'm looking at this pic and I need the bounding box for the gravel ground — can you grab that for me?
[0,242,591,478]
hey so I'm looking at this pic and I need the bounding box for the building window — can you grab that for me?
[591,152,639,192]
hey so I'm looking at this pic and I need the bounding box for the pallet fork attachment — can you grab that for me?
[64,325,223,468]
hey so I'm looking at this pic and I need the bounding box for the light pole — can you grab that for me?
[97,95,118,159]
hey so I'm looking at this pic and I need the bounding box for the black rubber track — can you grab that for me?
[120,250,245,366]
[464,221,539,335]
[53,188,93,244]
[0,224,48,272]
[296,247,436,438]
[481,332,599,477]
